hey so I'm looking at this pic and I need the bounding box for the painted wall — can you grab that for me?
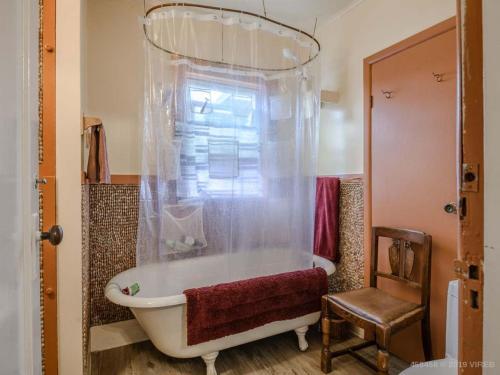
[483,0,500,372]
[56,0,84,373]
[84,0,144,175]
[317,0,456,175]
[84,0,313,175]
[85,0,456,176]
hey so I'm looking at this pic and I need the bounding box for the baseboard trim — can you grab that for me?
[90,319,148,352]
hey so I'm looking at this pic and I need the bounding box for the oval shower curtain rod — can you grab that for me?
[143,2,321,72]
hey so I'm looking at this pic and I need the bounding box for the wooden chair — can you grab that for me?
[321,227,433,374]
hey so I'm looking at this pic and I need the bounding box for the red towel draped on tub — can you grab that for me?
[183,267,328,346]
[314,177,340,262]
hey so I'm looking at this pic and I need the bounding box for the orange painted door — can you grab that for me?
[371,28,457,362]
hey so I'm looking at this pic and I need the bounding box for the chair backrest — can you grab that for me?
[370,226,432,307]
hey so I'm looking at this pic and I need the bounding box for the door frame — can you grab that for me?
[456,1,484,374]
[54,0,85,372]
[40,0,58,372]
[362,16,457,289]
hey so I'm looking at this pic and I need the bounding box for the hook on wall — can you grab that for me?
[381,89,393,99]
[432,72,444,82]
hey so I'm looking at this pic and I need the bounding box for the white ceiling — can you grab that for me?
[155,0,357,32]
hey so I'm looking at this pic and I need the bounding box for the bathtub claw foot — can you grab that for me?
[295,326,309,351]
[202,352,219,375]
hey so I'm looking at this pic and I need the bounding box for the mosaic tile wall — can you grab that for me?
[88,185,138,326]
[329,179,365,293]
[82,185,90,374]
[84,179,364,326]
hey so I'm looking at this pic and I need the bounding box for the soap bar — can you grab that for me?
[121,282,140,296]
[129,282,140,296]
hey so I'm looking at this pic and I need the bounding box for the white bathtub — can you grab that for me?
[105,250,335,375]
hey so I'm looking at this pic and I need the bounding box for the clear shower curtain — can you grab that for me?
[137,4,320,286]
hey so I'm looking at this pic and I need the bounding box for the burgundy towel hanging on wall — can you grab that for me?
[86,125,111,184]
[314,177,340,262]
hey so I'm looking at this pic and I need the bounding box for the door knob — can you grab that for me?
[443,202,457,214]
[38,225,63,246]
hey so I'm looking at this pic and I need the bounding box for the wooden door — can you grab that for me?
[367,19,457,363]
[40,0,58,373]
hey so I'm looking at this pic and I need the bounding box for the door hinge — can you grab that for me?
[370,95,374,108]
[454,259,483,311]
[462,163,479,192]
[34,176,48,189]
[454,259,482,281]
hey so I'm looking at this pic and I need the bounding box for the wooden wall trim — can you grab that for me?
[82,175,140,185]
[363,59,372,289]
[457,0,484,373]
[83,174,362,186]
[329,174,364,181]
[110,175,141,184]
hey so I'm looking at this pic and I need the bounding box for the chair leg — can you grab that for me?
[421,313,433,361]
[321,297,332,374]
[375,327,390,374]
[376,348,390,374]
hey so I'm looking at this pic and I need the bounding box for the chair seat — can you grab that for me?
[327,287,423,326]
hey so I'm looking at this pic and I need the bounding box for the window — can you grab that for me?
[175,77,263,199]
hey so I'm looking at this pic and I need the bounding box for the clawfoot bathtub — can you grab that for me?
[106,250,335,375]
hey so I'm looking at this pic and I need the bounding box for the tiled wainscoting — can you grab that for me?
[87,185,139,326]
[81,178,364,359]
[82,185,90,374]
[329,179,365,293]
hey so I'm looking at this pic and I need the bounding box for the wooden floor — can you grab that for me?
[91,331,409,375]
